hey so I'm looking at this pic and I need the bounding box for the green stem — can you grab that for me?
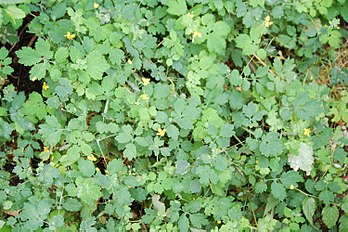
[233,134,245,147]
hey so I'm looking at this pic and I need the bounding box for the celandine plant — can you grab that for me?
[0,0,347,231]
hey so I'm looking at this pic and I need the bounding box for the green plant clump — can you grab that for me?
[0,0,348,231]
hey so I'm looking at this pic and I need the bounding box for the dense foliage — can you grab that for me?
[1,0,348,231]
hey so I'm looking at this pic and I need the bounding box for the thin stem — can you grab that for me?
[233,134,245,147]
[294,187,319,199]
[252,53,277,77]
[247,192,258,227]
[96,139,108,165]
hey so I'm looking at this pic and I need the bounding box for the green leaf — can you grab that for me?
[0,47,9,59]
[175,160,190,175]
[271,182,286,201]
[29,62,48,81]
[78,159,95,177]
[189,213,208,228]
[115,187,132,205]
[5,5,25,20]
[288,143,314,176]
[0,0,28,4]
[264,196,280,215]
[207,21,230,54]
[62,198,81,212]
[257,215,279,231]
[109,48,124,65]
[235,34,258,55]
[39,115,63,146]
[255,182,268,193]
[55,47,69,63]
[16,47,41,66]
[115,125,133,143]
[60,145,80,166]
[249,0,265,7]
[319,190,335,205]
[49,214,64,229]
[124,143,137,160]
[107,159,126,175]
[328,30,341,49]
[50,2,67,20]
[259,132,283,157]
[166,0,187,16]
[243,102,258,118]
[213,21,230,37]
[0,11,3,26]
[76,178,102,206]
[152,194,165,213]
[322,205,339,228]
[207,32,226,55]
[302,198,316,225]
[167,124,180,140]
[22,92,46,122]
[178,214,189,232]
[230,70,242,86]
[339,215,348,232]
[85,51,110,80]
[219,124,235,138]
[214,156,229,171]
[35,38,53,59]
[280,171,304,188]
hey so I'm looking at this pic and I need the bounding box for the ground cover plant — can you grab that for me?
[0,0,348,231]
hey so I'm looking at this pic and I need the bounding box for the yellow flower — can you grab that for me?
[65,31,76,40]
[192,30,202,42]
[127,59,132,64]
[139,94,149,100]
[289,184,295,190]
[96,167,100,172]
[87,154,97,162]
[187,12,194,18]
[264,15,273,28]
[43,146,50,152]
[42,82,49,91]
[105,170,109,174]
[157,128,166,137]
[142,78,150,86]
[304,128,311,137]
[93,2,100,9]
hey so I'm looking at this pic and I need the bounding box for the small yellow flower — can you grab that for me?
[105,170,109,174]
[43,146,50,152]
[65,31,76,40]
[217,220,222,224]
[192,30,202,42]
[96,167,100,172]
[187,12,194,18]
[87,154,97,162]
[157,128,166,137]
[42,82,49,91]
[127,59,133,64]
[93,2,100,9]
[264,15,273,28]
[289,184,295,190]
[142,78,150,86]
[139,94,149,100]
[304,128,311,137]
